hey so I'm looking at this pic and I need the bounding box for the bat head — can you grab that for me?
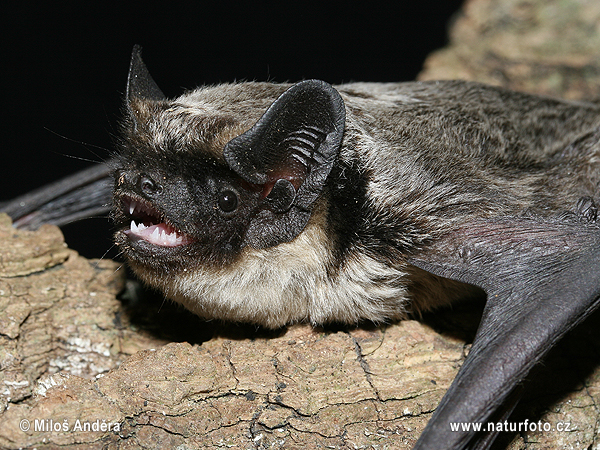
[111,47,346,325]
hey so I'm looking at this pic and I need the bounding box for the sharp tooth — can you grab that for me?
[151,228,160,240]
[139,223,147,231]
[130,220,137,233]
[129,202,136,215]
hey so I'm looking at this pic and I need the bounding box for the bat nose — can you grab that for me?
[138,174,163,197]
[114,170,165,200]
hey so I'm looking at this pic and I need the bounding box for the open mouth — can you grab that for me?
[121,196,193,247]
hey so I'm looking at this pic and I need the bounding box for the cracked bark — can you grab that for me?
[0,215,469,449]
[2,1,600,448]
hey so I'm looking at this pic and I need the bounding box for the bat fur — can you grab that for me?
[115,77,600,328]
[3,47,600,450]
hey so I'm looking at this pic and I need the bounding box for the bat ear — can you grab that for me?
[224,80,345,249]
[126,45,166,106]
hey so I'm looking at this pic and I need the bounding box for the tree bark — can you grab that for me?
[2,1,600,448]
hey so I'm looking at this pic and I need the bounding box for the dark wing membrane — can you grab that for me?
[0,162,113,230]
[409,217,600,450]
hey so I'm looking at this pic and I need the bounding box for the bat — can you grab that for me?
[2,46,599,449]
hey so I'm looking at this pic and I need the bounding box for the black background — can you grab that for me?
[3,2,463,257]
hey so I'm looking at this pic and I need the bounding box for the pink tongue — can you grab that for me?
[126,221,189,247]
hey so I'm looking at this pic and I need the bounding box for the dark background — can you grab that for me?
[3,2,463,257]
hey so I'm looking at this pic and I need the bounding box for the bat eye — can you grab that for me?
[218,189,238,213]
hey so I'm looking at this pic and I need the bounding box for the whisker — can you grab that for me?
[97,243,119,264]
[43,127,111,163]
[157,295,169,313]
[108,260,126,277]
[55,153,106,165]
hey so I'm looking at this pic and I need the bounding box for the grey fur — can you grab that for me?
[114,79,600,327]
[3,48,600,450]
[110,75,600,449]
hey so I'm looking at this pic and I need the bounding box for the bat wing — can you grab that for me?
[0,162,112,229]
[409,215,600,449]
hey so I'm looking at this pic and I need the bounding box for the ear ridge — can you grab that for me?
[223,80,345,249]
[126,45,166,106]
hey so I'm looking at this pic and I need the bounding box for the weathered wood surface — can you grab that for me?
[2,1,600,448]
